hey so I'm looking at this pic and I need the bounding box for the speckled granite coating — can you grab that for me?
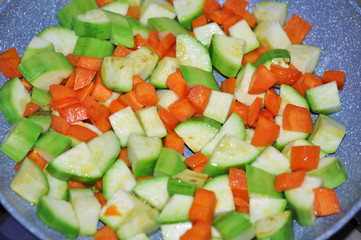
[0,0,360,240]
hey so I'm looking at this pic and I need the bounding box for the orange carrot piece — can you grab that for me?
[313,187,340,216]
[135,175,153,182]
[91,73,112,102]
[229,168,249,201]
[168,98,198,122]
[58,103,88,123]
[21,78,32,90]
[104,205,122,216]
[76,55,103,71]
[65,72,76,89]
[256,108,274,124]
[83,94,100,111]
[14,160,23,171]
[148,30,159,49]
[251,116,280,147]
[207,10,233,25]
[290,145,320,171]
[132,74,146,89]
[109,99,126,114]
[242,45,269,66]
[27,150,47,170]
[118,91,144,112]
[164,131,184,155]
[119,148,131,167]
[292,73,322,97]
[222,16,238,34]
[322,70,345,90]
[126,6,140,19]
[221,77,236,94]
[95,192,107,207]
[270,64,303,85]
[159,33,176,52]
[160,47,176,60]
[166,72,190,99]
[235,197,250,213]
[68,181,87,189]
[248,65,278,94]
[283,13,312,44]
[94,225,117,240]
[94,114,112,134]
[51,115,71,135]
[67,124,98,142]
[234,9,257,29]
[185,152,209,170]
[0,48,22,78]
[49,84,77,101]
[247,97,263,127]
[222,0,248,14]
[282,104,313,133]
[134,33,147,49]
[76,81,94,102]
[302,73,322,90]
[274,170,306,192]
[158,108,180,131]
[186,85,212,114]
[112,45,134,57]
[134,82,159,106]
[203,0,221,16]
[231,101,249,127]
[94,179,102,191]
[188,188,217,224]
[192,14,208,29]
[264,88,281,116]
[66,54,79,68]
[74,67,96,90]
[23,102,40,117]
[180,221,212,240]
[95,0,114,7]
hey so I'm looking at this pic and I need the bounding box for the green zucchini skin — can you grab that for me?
[1,117,43,162]
[72,9,112,40]
[56,0,98,29]
[37,196,79,239]
[73,37,115,58]
[18,52,74,92]
[0,77,31,125]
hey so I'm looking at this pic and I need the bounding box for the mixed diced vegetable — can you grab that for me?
[0,0,347,239]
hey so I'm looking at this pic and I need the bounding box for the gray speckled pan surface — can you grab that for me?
[0,0,360,239]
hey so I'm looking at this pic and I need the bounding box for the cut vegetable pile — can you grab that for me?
[0,0,348,239]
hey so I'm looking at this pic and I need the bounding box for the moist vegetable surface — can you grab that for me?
[0,0,359,239]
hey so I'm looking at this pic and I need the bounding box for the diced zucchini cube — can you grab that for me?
[254,20,291,50]
[287,44,321,73]
[150,57,178,89]
[10,158,49,204]
[154,147,187,177]
[136,106,167,138]
[203,90,234,124]
[127,134,163,178]
[109,106,145,147]
[306,81,341,114]
[157,194,193,224]
[1,117,43,162]
[214,211,256,240]
[307,114,346,154]
[251,146,290,175]
[33,130,72,162]
[193,22,225,47]
[203,174,235,216]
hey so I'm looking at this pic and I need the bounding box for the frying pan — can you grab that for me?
[0,0,360,239]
